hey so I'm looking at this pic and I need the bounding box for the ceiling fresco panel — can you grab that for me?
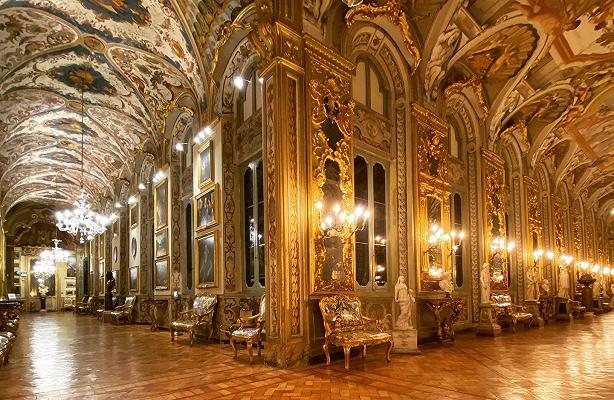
[0,7,79,78]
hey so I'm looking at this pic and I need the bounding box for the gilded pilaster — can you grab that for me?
[260,0,309,367]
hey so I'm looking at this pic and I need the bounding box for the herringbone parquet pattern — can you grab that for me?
[1,312,614,399]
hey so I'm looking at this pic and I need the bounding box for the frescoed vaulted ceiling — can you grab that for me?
[0,0,208,213]
[418,0,614,216]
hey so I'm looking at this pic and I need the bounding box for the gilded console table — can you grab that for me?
[425,297,465,342]
[142,299,168,331]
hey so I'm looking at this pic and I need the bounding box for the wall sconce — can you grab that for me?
[315,201,368,241]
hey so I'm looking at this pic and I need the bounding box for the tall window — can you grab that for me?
[243,159,265,288]
[186,203,193,290]
[181,127,193,170]
[354,155,388,288]
[352,59,388,117]
[240,69,262,122]
[449,124,461,159]
[451,193,463,287]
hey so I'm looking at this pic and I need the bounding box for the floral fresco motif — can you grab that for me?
[0,0,205,98]
[0,8,79,78]
[0,46,152,130]
[0,90,66,134]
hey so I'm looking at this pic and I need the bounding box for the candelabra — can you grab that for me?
[425,224,464,280]
[315,201,369,241]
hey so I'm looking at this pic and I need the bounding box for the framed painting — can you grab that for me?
[195,231,218,288]
[130,203,139,227]
[131,236,138,259]
[155,229,168,258]
[129,266,138,292]
[113,246,118,263]
[155,258,169,290]
[194,184,218,231]
[66,255,77,278]
[197,140,213,188]
[99,234,104,260]
[99,260,105,277]
[154,179,168,229]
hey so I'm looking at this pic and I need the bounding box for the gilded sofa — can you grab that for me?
[319,294,393,370]
[170,295,217,346]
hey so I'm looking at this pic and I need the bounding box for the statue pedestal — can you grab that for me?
[392,328,420,354]
[524,299,543,327]
[476,303,501,337]
[554,298,573,321]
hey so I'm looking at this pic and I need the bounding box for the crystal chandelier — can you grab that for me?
[56,76,108,243]
[40,238,69,263]
[32,258,56,297]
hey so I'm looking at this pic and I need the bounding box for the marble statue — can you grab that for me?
[439,271,454,294]
[557,267,570,298]
[526,266,540,301]
[105,271,116,310]
[480,263,491,304]
[540,278,550,297]
[394,276,415,330]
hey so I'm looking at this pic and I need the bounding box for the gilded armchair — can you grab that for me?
[110,296,136,324]
[319,294,393,370]
[492,294,533,332]
[75,296,92,314]
[170,295,217,346]
[230,294,265,364]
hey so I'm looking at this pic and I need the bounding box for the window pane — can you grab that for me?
[449,125,460,158]
[243,79,253,121]
[257,161,266,287]
[453,193,463,287]
[353,61,367,105]
[186,203,193,290]
[354,156,369,286]
[373,164,387,286]
[244,168,255,287]
[369,67,385,115]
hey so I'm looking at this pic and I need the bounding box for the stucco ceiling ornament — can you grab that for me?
[345,0,421,73]
[425,23,462,101]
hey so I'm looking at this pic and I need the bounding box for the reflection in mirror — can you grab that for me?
[427,195,443,269]
[492,215,501,238]
[322,119,343,151]
[427,195,442,227]
[322,159,343,281]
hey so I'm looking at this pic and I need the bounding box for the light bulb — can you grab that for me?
[174,142,184,152]
[233,76,245,90]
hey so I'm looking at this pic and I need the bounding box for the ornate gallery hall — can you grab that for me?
[1,0,614,399]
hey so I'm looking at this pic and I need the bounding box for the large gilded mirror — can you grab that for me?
[309,78,355,293]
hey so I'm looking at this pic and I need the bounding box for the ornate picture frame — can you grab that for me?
[154,257,169,290]
[155,229,168,258]
[131,236,138,259]
[194,184,219,232]
[130,203,139,228]
[195,231,218,288]
[154,179,168,229]
[129,266,138,292]
[197,140,213,188]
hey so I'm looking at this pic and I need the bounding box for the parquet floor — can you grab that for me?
[1,312,614,399]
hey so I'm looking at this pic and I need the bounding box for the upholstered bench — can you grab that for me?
[491,294,533,333]
[319,294,393,370]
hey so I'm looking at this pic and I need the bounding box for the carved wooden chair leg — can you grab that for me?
[362,345,366,358]
[343,346,351,370]
[230,338,238,359]
[386,341,393,363]
[189,330,194,347]
[170,329,175,342]
[512,319,517,333]
[323,342,331,366]
[248,341,254,365]
[208,326,214,342]
[257,340,262,357]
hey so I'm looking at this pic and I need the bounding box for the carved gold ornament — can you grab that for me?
[309,78,355,293]
[444,76,488,118]
[345,0,421,73]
